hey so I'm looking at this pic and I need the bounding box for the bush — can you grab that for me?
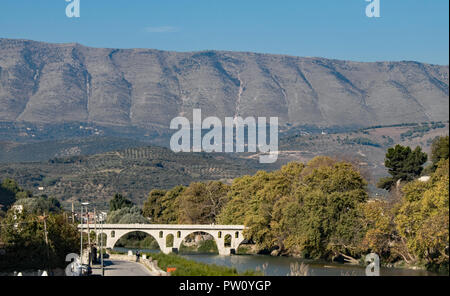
[179,239,219,254]
[146,253,261,276]
[0,211,79,271]
[107,206,148,224]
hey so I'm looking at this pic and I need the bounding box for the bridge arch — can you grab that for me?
[175,229,245,255]
[177,230,219,254]
[106,229,163,251]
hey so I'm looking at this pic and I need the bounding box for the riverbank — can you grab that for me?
[113,247,439,276]
[114,233,438,273]
[146,252,262,276]
[110,249,261,276]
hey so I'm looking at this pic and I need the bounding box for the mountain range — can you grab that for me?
[0,38,448,132]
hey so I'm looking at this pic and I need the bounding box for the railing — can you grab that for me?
[78,224,245,230]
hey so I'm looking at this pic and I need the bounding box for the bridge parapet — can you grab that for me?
[79,224,244,230]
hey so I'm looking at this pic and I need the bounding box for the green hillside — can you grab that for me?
[0,145,273,210]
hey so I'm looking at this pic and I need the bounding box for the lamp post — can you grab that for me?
[99,212,106,276]
[94,208,97,247]
[79,204,83,265]
[94,208,97,265]
[80,202,89,265]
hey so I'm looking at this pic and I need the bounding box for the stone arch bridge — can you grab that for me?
[78,224,246,255]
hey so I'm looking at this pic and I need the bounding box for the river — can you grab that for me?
[112,247,437,276]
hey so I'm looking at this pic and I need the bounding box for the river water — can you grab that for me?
[112,247,437,276]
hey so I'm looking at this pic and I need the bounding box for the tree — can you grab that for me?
[431,136,449,170]
[0,209,79,270]
[177,181,230,224]
[142,189,167,223]
[0,178,21,209]
[361,200,398,262]
[109,193,133,212]
[242,163,305,252]
[218,157,369,260]
[46,214,81,267]
[395,159,449,272]
[377,145,427,190]
[14,195,62,215]
[159,185,185,224]
[285,161,368,260]
[106,206,148,224]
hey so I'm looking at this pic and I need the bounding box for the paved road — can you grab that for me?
[92,260,152,276]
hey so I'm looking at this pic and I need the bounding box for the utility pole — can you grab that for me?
[80,202,90,267]
[87,212,90,247]
[80,204,83,265]
[100,212,104,276]
[94,208,97,243]
[71,202,75,223]
[87,207,91,267]
[43,213,50,273]
[94,208,97,265]
[93,208,98,263]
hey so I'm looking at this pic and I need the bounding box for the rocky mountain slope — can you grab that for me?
[0,38,448,131]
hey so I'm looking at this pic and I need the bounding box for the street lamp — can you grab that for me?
[98,211,107,276]
[80,202,89,265]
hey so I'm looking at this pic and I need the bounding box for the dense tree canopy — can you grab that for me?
[142,186,187,224]
[430,136,449,171]
[177,181,229,224]
[363,158,449,273]
[107,205,148,224]
[395,159,449,272]
[361,199,396,260]
[218,157,369,259]
[109,193,133,212]
[142,182,230,225]
[14,195,62,215]
[159,186,185,224]
[1,179,62,216]
[107,193,147,224]
[142,189,167,223]
[0,178,21,209]
[0,209,79,271]
[377,145,427,190]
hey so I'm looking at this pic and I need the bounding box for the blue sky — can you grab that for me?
[0,0,448,64]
